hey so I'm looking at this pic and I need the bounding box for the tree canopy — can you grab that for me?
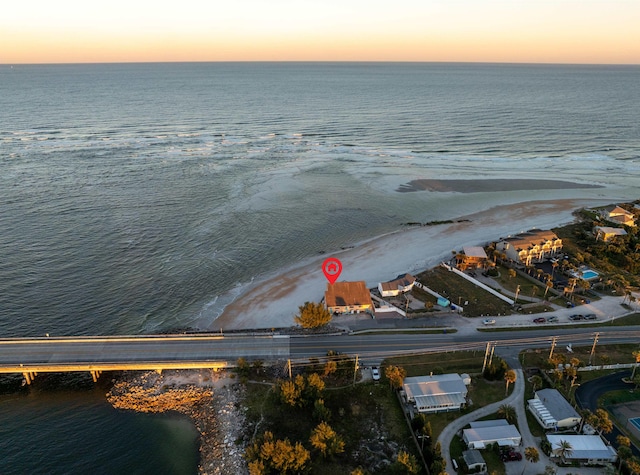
[294,301,332,329]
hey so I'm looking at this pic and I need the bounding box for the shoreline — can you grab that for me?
[210,197,615,331]
[107,369,248,475]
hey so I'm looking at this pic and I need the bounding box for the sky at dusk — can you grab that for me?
[2,0,639,64]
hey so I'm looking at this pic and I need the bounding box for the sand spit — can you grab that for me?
[107,370,248,475]
[396,178,603,193]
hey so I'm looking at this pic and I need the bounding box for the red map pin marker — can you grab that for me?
[322,257,342,285]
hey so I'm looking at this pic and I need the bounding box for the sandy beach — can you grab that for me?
[211,196,615,331]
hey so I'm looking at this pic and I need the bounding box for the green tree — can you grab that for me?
[631,349,640,379]
[618,446,633,472]
[310,421,345,458]
[312,398,331,422]
[530,375,543,393]
[523,447,540,475]
[498,404,516,424]
[245,431,310,474]
[504,369,517,395]
[594,408,613,435]
[294,301,332,329]
[395,450,419,474]
[554,439,573,462]
[385,365,406,390]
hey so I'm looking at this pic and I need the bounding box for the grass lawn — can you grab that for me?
[384,351,486,377]
[415,267,514,318]
[600,388,640,406]
[520,343,639,373]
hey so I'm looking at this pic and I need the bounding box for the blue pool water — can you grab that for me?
[582,270,599,280]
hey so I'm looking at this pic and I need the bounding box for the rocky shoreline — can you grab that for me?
[106,370,248,475]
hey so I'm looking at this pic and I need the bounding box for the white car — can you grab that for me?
[482,318,496,325]
[371,367,381,381]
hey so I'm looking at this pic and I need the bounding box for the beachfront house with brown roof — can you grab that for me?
[496,229,562,266]
[594,226,627,242]
[378,273,416,297]
[598,205,636,227]
[325,281,373,315]
[457,246,489,270]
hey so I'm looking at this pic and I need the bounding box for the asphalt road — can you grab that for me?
[290,326,640,365]
[575,370,640,457]
[2,326,639,374]
[0,334,291,372]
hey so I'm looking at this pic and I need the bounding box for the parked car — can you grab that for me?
[533,317,546,324]
[546,316,559,323]
[584,314,597,320]
[569,314,584,321]
[482,318,496,325]
[500,450,522,462]
[371,367,380,381]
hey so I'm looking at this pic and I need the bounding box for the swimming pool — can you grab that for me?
[581,269,599,280]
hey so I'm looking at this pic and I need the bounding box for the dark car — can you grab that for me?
[533,317,546,324]
[584,314,597,320]
[569,314,584,321]
[500,450,522,462]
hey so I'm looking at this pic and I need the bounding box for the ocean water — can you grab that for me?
[0,62,639,473]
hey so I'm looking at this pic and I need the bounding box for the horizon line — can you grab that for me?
[3,59,640,67]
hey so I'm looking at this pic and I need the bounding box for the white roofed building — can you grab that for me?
[401,373,470,414]
[547,434,617,465]
[462,420,522,449]
[528,388,581,430]
[378,273,416,297]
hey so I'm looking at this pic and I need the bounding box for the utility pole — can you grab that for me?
[287,359,292,379]
[589,332,600,365]
[481,341,491,373]
[353,354,359,385]
[549,336,557,360]
[488,343,495,367]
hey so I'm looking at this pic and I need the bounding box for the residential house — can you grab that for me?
[547,434,617,465]
[528,388,581,430]
[401,373,470,414]
[496,229,562,266]
[594,226,628,242]
[462,449,487,473]
[324,281,373,315]
[462,420,522,449]
[378,273,416,297]
[457,246,489,270]
[598,205,636,227]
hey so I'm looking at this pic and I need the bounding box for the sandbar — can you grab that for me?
[396,178,603,193]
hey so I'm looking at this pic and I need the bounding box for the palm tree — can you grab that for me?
[530,375,543,394]
[543,278,553,298]
[554,439,573,462]
[498,404,516,424]
[523,447,540,474]
[631,350,640,379]
[504,369,517,395]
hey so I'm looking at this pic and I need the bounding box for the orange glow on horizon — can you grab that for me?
[2,1,639,65]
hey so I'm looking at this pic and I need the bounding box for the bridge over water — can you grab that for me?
[0,334,290,384]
